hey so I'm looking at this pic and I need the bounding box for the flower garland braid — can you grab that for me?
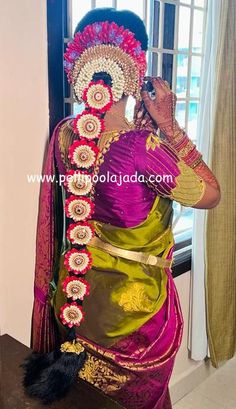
[60,79,113,329]
[21,21,148,406]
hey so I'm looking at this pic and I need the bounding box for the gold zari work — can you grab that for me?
[94,130,122,175]
[171,161,206,206]
[118,282,154,313]
[146,133,161,151]
[78,352,131,393]
[58,120,77,171]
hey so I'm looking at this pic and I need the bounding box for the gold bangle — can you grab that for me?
[173,127,185,142]
[179,140,196,158]
[190,155,203,169]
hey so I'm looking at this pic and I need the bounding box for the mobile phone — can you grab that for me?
[145,80,156,100]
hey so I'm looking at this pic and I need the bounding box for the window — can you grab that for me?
[47,0,207,276]
[147,0,207,274]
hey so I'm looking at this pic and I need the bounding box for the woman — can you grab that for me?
[23,8,220,409]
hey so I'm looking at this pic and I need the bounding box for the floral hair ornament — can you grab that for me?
[64,21,147,102]
[21,33,121,407]
[68,140,99,168]
[73,111,104,140]
[62,276,90,301]
[64,248,92,274]
[65,196,95,222]
[60,302,85,328]
[59,78,113,335]
[83,80,113,112]
[64,170,93,196]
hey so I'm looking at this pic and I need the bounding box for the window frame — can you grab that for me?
[46,0,208,277]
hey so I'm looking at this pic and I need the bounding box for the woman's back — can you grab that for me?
[93,129,157,227]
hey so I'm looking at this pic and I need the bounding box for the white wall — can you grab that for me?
[0,0,49,345]
[170,271,209,402]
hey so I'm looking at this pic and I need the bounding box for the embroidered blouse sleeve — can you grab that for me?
[135,132,206,207]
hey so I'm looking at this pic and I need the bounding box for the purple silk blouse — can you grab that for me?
[55,128,182,228]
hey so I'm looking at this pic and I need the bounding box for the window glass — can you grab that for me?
[176,54,189,98]
[188,101,199,142]
[178,6,191,51]
[117,0,143,19]
[190,56,202,97]
[176,101,186,128]
[180,0,191,4]
[162,54,174,86]
[192,10,204,53]
[72,0,92,34]
[194,0,205,7]
[95,0,113,7]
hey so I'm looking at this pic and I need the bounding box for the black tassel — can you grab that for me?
[21,341,86,404]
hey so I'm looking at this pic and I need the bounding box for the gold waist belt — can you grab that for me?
[89,236,173,268]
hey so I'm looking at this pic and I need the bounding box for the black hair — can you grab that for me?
[74,7,148,51]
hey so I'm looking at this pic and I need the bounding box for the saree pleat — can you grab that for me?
[31,118,69,352]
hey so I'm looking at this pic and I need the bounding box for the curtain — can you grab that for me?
[205,0,236,368]
[188,0,229,361]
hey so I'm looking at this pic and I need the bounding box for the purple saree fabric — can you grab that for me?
[31,118,69,352]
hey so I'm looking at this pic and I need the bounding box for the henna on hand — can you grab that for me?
[140,77,177,137]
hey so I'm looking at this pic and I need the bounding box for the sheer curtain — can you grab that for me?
[188,0,229,361]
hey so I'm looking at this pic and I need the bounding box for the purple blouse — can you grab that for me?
[55,127,204,228]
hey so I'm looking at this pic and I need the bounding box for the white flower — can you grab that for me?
[60,303,84,327]
[63,277,90,301]
[67,223,93,245]
[74,113,103,140]
[67,173,93,196]
[74,57,125,102]
[66,198,93,222]
[71,145,97,169]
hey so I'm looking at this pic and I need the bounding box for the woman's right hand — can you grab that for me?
[140,77,177,139]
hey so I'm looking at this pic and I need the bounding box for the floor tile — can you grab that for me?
[173,356,236,409]
[173,390,226,409]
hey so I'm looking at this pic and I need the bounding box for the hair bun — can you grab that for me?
[92,72,113,87]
